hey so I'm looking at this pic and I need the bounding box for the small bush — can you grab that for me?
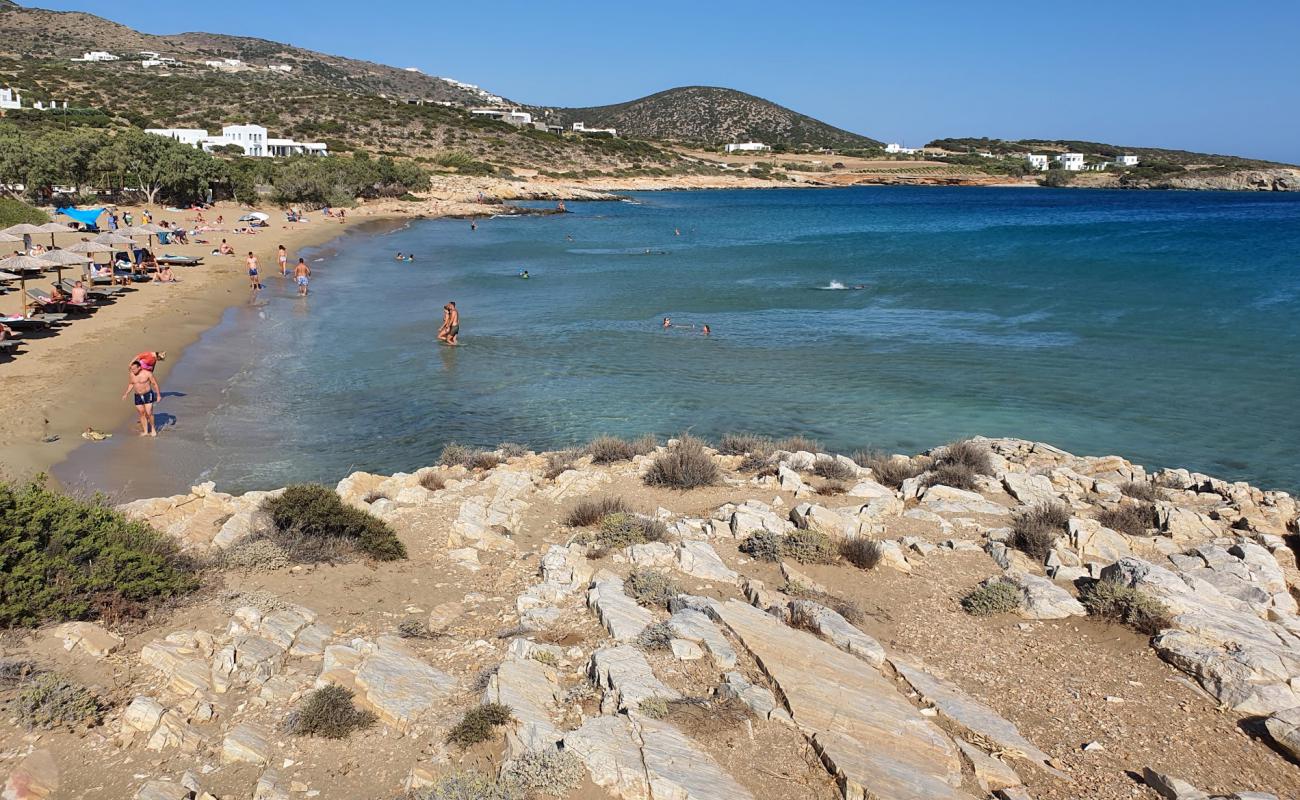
[530,649,558,667]
[923,462,978,491]
[638,697,669,719]
[263,484,406,561]
[564,496,629,528]
[717,433,773,456]
[446,702,513,747]
[439,443,472,467]
[1009,504,1070,562]
[588,435,637,463]
[417,771,511,800]
[497,442,528,458]
[937,439,994,476]
[738,452,773,473]
[785,583,863,624]
[635,621,674,650]
[419,471,447,491]
[643,435,720,490]
[813,457,856,481]
[16,673,103,729]
[782,529,837,564]
[961,581,1023,616]
[0,659,41,689]
[840,537,883,570]
[501,749,585,798]
[1097,503,1158,537]
[220,536,290,571]
[0,477,198,628]
[594,513,668,549]
[1079,579,1171,635]
[625,569,680,609]
[775,435,821,453]
[739,530,782,562]
[853,450,921,488]
[361,490,388,504]
[285,684,376,738]
[467,451,501,471]
[544,450,580,479]
[397,619,434,639]
[818,481,847,496]
[1120,481,1160,502]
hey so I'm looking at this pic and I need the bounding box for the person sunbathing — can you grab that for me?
[218,240,235,255]
[154,266,177,283]
[70,281,87,304]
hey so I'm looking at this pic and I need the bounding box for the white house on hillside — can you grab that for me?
[884,142,920,155]
[1055,153,1085,171]
[1026,154,1050,171]
[77,51,119,62]
[0,87,21,111]
[145,124,327,158]
[572,122,617,137]
[1114,154,1140,167]
[469,108,533,126]
[725,142,771,153]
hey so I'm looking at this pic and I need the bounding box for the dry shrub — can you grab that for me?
[285,684,376,738]
[923,462,978,491]
[419,471,446,491]
[630,434,659,455]
[501,749,586,798]
[544,449,580,479]
[496,441,528,458]
[587,435,637,463]
[717,432,773,456]
[1120,481,1160,502]
[439,443,471,467]
[643,435,719,489]
[840,537,882,570]
[1079,579,1171,635]
[738,452,773,473]
[595,513,668,548]
[397,619,435,639]
[739,530,782,562]
[853,449,921,488]
[0,658,41,689]
[961,581,1023,616]
[937,439,994,476]
[818,481,847,496]
[775,435,821,453]
[625,569,680,609]
[361,490,388,504]
[1097,503,1158,537]
[657,696,753,738]
[446,703,512,747]
[634,621,674,650]
[220,536,291,571]
[813,457,856,481]
[1010,504,1070,562]
[785,583,863,624]
[16,672,103,729]
[467,451,501,471]
[782,529,837,564]
[564,496,629,528]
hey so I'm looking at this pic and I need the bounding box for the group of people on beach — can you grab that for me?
[246,245,310,295]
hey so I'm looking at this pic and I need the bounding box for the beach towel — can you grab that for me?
[56,207,106,231]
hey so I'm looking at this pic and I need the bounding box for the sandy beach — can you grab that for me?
[0,202,398,483]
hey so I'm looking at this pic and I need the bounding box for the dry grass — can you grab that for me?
[938,439,994,475]
[285,684,376,739]
[818,481,847,496]
[1120,480,1160,502]
[775,435,822,453]
[1010,504,1070,562]
[1079,579,1171,635]
[1097,503,1159,537]
[564,496,629,528]
[839,537,882,570]
[923,462,978,491]
[643,434,719,489]
[419,471,446,491]
[813,457,856,481]
[853,449,922,488]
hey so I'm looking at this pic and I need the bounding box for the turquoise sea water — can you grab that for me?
[59,187,1300,497]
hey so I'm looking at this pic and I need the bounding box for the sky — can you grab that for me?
[33,0,1300,163]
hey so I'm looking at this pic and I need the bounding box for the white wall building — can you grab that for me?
[145,124,326,158]
[1114,154,1140,167]
[884,142,920,155]
[203,58,244,70]
[469,107,533,126]
[1055,153,1085,171]
[572,121,617,137]
[725,142,771,153]
[268,65,292,73]
[1026,154,1050,171]
[0,87,21,111]
[78,51,119,62]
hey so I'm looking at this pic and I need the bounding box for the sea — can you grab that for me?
[56,186,1300,499]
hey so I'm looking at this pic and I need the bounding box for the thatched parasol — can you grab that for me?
[38,249,91,285]
[0,254,55,316]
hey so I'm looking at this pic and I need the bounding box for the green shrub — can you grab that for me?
[625,569,680,609]
[638,697,669,719]
[853,450,920,488]
[16,672,103,729]
[1010,504,1070,562]
[446,702,513,747]
[0,477,198,628]
[813,457,856,481]
[529,649,558,667]
[840,537,883,570]
[1119,481,1160,502]
[782,529,837,564]
[416,770,511,800]
[643,435,719,489]
[262,484,406,561]
[961,581,1023,616]
[1079,579,1170,635]
[564,496,629,528]
[0,198,49,228]
[635,621,674,650]
[594,513,667,549]
[285,684,376,738]
[717,433,773,456]
[1097,503,1158,537]
[739,530,782,562]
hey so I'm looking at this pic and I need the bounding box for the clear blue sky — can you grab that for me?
[34,0,1300,163]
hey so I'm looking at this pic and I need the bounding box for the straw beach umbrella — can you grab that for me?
[67,240,114,278]
[2,223,47,254]
[37,222,72,248]
[0,231,22,244]
[0,254,55,316]
[39,249,90,285]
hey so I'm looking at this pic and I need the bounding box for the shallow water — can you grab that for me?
[59,187,1300,498]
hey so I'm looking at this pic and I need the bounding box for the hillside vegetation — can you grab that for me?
[927,136,1291,170]
[547,86,880,149]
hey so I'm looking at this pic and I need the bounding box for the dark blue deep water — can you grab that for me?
[61,187,1300,497]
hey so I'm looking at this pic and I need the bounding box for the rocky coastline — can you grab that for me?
[5,436,1300,799]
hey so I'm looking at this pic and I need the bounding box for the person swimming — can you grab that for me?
[519,269,529,279]
[395,252,404,261]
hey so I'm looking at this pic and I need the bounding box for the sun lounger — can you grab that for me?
[1,314,66,330]
[26,288,96,315]
[60,279,122,299]
[156,255,202,266]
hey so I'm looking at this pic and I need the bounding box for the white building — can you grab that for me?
[469,107,533,126]
[267,65,292,73]
[1054,153,1085,171]
[78,51,119,62]
[146,128,210,147]
[266,138,328,157]
[1114,154,1140,167]
[725,142,771,153]
[572,121,617,137]
[203,58,244,70]
[1026,154,1050,171]
[884,142,920,155]
[0,87,21,111]
[145,124,326,158]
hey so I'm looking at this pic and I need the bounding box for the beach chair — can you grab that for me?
[26,288,96,315]
[1,313,67,331]
[60,279,123,299]
[156,255,203,267]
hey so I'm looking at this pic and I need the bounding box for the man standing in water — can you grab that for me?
[437,302,460,345]
[246,252,261,289]
[122,361,161,437]
[293,258,311,296]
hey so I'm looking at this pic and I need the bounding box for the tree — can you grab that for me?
[0,133,35,200]
[93,130,221,205]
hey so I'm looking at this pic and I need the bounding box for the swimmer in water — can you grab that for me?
[519,269,529,279]
[662,317,672,329]
[701,324,711,336]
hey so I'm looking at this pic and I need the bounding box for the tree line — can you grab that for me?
[0,125,430,208]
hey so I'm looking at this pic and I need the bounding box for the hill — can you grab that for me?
[547,86,880,149]
[927,136,1292,170]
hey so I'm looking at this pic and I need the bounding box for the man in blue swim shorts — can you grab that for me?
[122,360,162,437]
[293,258,311,296]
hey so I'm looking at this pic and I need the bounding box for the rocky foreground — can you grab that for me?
[4,438,1300,800]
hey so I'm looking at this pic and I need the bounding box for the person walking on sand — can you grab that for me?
[293,258,311,296]
[246,252,261,289]
[278,244,288,276]
[123,361,161,437]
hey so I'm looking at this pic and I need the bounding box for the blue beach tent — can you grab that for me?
[56,207,106,232]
